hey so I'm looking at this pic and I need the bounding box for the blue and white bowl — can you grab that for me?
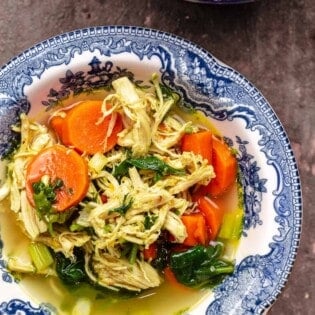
[0,26,302,315]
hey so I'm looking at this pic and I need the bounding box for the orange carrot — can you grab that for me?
[199,136,237,197]
[26,144,89,212]
[49,115,65,141]
[181,131,213,164]
[164,266,191,291]
[143,243,158,261]
[51,100,123,154]
[181,213,208,246]
[197,196,224,240]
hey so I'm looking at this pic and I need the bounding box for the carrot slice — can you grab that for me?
[208,136,237,196]
[49,115,64,136]
[52,100,123,154]
[181,131,213,164]
[50,115,67,143]
[199,136,237,197]
[181,213,208,246]
[197,196,224,240]
[26,144,89,212]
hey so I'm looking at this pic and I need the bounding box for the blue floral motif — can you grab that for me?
[0,95,30,158]
[235,136,267,232]
[208,243,287,314]
[177,49,260,129]
[41,57,144,109]
[183,55,232,97]
[0,299,52,315]
[0,240,14,284]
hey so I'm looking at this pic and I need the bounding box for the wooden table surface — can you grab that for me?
[0,0,314,314]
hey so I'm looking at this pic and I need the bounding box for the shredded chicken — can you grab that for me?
[37,231,91,258]
[90,251,161,291]
[5,114,55,237]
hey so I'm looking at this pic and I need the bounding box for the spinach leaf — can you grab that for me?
[113,155,185,180]
[55,248,87,285]
[169,244,234,288]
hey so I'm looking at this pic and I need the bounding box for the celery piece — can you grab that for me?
[88,152,107,173]
[112,76,140,104]
[28,242,54,272]
[221,239,239,261]
[218,208,244,240]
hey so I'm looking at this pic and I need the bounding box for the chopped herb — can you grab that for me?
[113,155,185,181]
[121,242,131,257]
[32,178,74,235]
[103,224,112,233]
[230,147,239,156]
[110,195,133,216]
[32,178,64,217]
[144,214,157,230]
[184,125,194,134]
[150,74,179,103]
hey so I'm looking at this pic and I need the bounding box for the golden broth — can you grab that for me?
[20,274,210,315]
